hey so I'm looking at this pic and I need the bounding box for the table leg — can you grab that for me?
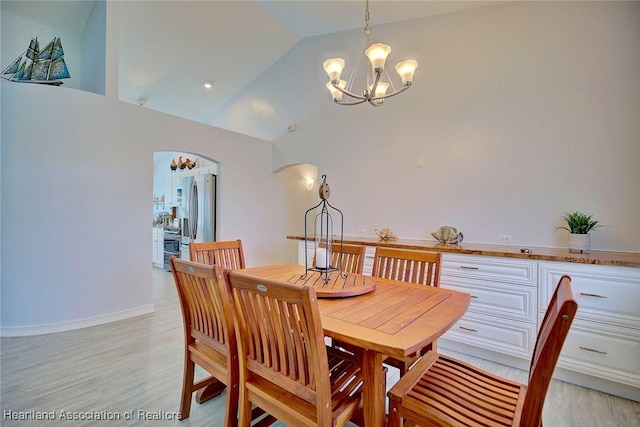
[362,350,386,427]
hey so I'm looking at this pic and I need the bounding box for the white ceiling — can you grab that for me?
[4,0,501,135]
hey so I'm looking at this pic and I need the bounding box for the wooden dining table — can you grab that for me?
[235,264,471,426]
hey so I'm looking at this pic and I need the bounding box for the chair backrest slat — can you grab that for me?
[372,247,442,287]
[190,239,246,270]
[312,243,366,274]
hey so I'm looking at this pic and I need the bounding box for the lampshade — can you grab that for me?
[370,81,389,98]
[395,60,418,86]
[323,58,345,82]
[365,43,391,71]
[327,80,347,102]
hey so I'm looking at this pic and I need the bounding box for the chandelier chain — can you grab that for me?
[364,0,371,36]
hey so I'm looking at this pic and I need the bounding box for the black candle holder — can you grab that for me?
[302,175,346,283]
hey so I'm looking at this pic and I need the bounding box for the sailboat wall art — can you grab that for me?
[1,37,70,86]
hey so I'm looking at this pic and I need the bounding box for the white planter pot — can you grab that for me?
[568,233,591,253]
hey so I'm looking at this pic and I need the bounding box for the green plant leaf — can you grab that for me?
[554,211,602,234]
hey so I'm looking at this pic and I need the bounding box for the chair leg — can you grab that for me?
[224,381,239,427]
[237,387,253,427]
[388,400,401,427]
[179,359,195,420]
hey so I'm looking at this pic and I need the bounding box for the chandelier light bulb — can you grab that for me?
[323,58,345,82]
[371,81,389,98]
[395,60,418,86]
[365,43,391,71]
[203,80,213,89]
[327,80,347,102]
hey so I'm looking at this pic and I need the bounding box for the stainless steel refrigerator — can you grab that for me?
[180,174,216,260]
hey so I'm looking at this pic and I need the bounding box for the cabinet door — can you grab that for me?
[539,262,640,329]
[442,254,536,286]
[165,174,175,206]
[172,174,183,207]
[152,229,158,264]
[551,317,640,388]
[442,311,537,359]
[152,228,164,267]
[440,277,537,323]
[298,241,315,268]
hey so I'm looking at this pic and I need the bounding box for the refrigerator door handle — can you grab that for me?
[189,180,198,240]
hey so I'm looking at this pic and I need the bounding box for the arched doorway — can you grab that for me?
[153,151,219,269]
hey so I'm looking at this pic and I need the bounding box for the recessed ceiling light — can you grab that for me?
[203,80,213,89]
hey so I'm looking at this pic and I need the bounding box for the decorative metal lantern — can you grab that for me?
[302,175,345,283]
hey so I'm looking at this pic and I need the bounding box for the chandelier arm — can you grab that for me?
[330,81,367,101]
[335,98,368,106]
[368,69,383,98]
[370,84,411,101]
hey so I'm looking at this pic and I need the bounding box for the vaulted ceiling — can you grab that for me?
[3,1,499,139]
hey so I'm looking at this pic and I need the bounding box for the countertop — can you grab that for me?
[287,235,640,268]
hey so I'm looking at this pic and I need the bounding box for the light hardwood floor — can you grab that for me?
[1,268,638,426]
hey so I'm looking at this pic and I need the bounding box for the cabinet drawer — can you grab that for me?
[539,263,640,329]
[363,246,375,276]
[442,255,536,286]
[554,318,640,388]
[441,312,536,359]
[441,278,537,323]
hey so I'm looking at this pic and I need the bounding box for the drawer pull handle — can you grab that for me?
[579,346,607,355]
[470,295,479,299]
[579,292,608,299]
[459,326,478,333]
[460,266,479,270]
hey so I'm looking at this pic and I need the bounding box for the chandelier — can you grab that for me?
[322,0,418,106]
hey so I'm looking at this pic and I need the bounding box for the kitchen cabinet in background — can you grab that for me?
[152,228,164,268]
[164,173,183,208]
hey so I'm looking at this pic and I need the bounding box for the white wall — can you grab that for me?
[224,1,639,252]
[0,3,301,336]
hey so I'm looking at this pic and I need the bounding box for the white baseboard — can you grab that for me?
[0,304,155,337]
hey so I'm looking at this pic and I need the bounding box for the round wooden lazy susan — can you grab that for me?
[286,270,376,298]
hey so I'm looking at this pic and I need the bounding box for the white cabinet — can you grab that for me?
[164,173,183,208]
[297,241,375,275]
[438,254,538,361]
[152,228,164,268]
[298,240,315,268]
[539,262,640,399]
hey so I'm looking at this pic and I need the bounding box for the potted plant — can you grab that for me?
[554,211,601,253]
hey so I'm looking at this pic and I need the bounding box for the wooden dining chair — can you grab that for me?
[313,243,366,273]
[332,243,366,273]
[371,247,442,375]
[227,270,364,427]
[190,239,246,269]
[388,275,577,427]
[169,257,239,426]
[372,247,441,287]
